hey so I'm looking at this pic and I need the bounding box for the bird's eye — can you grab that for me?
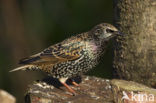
[106,28,114,33]
[96,29,101,33]
[95,29,102,35]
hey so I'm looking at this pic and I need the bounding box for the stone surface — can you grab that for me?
[25,75,156,103]
[111,79,156,103]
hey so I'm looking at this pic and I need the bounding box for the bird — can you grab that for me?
[10,23,123,95]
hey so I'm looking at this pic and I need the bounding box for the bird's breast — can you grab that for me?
[85,42,99,54]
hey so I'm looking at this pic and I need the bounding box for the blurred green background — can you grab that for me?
[0,0,113,102]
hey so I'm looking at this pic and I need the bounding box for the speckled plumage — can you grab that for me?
[10,23,122,94]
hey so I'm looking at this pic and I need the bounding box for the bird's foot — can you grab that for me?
[62,82,76,96]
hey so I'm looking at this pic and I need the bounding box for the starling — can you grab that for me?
[10,23,123,95]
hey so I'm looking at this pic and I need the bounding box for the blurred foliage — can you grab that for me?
[0,0,113,102]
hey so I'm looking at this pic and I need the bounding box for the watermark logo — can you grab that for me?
[121,91,155,102]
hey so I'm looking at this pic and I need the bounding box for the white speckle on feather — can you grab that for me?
[33,90,40,94]
[35,83,43,87]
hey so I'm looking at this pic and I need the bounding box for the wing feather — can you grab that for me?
[19,41,84,65]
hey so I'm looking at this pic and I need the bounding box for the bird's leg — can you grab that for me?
[62,82,76,95]
[59,78,76,95]
[71,81,79,87]
[68,78,80,87]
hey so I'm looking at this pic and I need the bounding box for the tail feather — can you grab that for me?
[9,65,35,72]
[19,56,40,64]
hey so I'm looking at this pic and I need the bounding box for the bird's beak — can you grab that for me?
[114,31,126,36]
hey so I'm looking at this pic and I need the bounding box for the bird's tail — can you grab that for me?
[9,65,37,72]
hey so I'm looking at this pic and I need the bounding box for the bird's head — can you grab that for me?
[90,23,124,41]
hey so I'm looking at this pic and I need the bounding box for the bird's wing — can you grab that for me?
[19,41,84,65]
